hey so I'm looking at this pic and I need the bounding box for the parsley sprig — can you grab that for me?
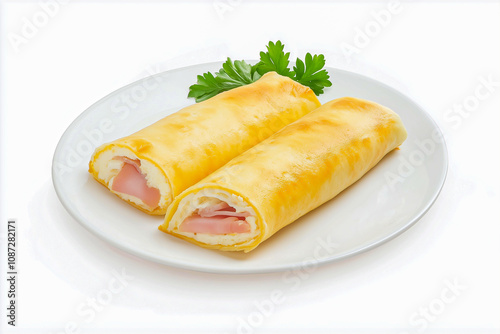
[188,41,332,102]
[255,41,294,79]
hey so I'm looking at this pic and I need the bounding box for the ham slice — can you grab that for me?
[111,157,160,208]
[179,201,251,234]
[179,215,250,234]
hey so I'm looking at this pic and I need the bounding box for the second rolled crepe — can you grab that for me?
[89,72,320,215]
[159,97,408,252]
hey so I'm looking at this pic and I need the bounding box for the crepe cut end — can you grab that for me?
[164,189,261,248]
[89,145,172,215]
[178,201,251,234]
[111,157,161,209]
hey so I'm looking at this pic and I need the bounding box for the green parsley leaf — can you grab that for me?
[187,72,231,102]
[217,58,261,88]
[255,41,294,78]
[293,53,332,95]
[188,58,261,102]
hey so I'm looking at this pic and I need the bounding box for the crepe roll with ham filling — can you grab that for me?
[89,72,320,215]
[159,97,408,252]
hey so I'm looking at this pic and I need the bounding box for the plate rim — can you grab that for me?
[52,62,448,274]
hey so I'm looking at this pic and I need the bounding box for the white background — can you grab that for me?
[1,1,499,333]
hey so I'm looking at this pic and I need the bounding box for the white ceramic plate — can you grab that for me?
[52,62,448,274]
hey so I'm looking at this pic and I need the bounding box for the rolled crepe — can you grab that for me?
[89,72,320,215]
[159,97,408,252]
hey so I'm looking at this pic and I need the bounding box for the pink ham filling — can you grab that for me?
[179,202,251,234]
[111,157,161,209]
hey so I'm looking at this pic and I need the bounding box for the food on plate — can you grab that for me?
[159,97,408,252]
[88,72,321,215]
